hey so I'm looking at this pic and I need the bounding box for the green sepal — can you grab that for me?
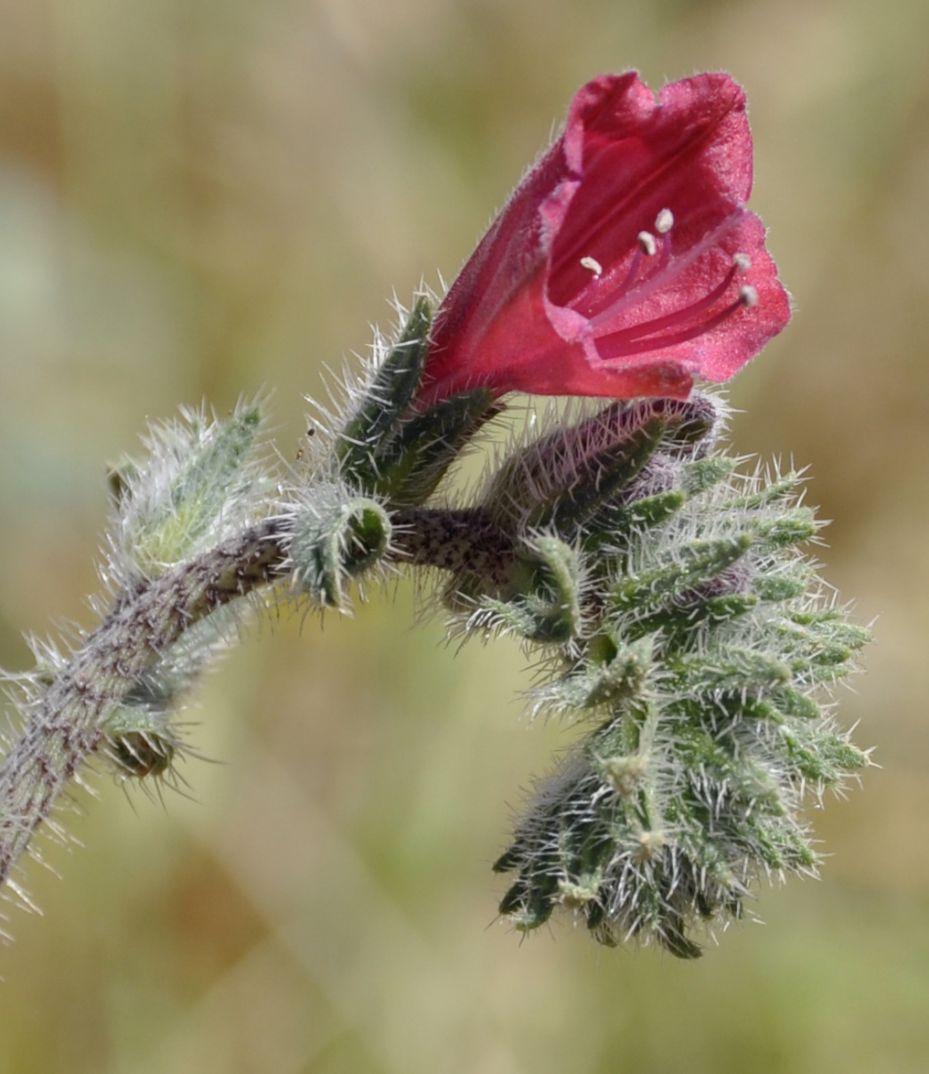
[670,646,792,694]
[371,388,499,505]
[667,693,784,726]
[336,299,500,506]
[750,508,819,549]
[769,686,820,720]
[492,844,524,874]
[610,534,754,620]
[499,535,583,643]
[656,922,704,961]
[790,615,871,652]
[752,571,810,602]
[289,495,392,608]
[498,874,558,931]
[780,725,869,785]
[732,814,818,873]
[682,456,738,496]
[336,298,433,485]
[677,728,785,815]
[586,489,687,553]
[731,471,805,510]
[633,592,759,643]
[103,701,177,779]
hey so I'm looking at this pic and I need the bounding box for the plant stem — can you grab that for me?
[0,519,286,896]
[0,505,514,900]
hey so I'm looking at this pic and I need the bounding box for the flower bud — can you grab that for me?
[336,299,500,506]
[490,393,870,957]
[482,396,718,541]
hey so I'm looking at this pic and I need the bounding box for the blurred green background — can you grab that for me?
[1,0,927,1071]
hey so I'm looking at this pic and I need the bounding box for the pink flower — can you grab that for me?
[419,72,791,406]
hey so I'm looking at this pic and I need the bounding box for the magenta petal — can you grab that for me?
[420,71,790,408]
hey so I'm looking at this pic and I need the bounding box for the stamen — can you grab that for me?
[655,208,674,234]
[578,231,671,321]
[580,255,603,277]
[593,263,740,338]
[596,293,753,360]
[733,253,752,273]
[637,231,657,256]
[593,252,764,361]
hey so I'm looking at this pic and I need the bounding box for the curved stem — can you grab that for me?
[391,506,515,582]
[0,505,515,901]
[0,519,287,896]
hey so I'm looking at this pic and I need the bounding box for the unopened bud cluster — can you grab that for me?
[434,390,869,957]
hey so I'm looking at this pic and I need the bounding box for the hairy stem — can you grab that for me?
[0,506,512,897]
[393,507,515,582]
[0,484,568,912]
[0,519,286,893]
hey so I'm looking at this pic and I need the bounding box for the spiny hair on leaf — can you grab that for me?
[105,395,272,583]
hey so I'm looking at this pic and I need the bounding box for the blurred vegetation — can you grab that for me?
[1,1,928,1072]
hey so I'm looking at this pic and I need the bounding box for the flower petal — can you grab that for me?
[420,71,789,406]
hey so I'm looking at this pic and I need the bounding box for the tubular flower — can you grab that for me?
[419,72,791,406]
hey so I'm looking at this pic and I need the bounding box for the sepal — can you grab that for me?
[335,299,500,505]
[336,298,434,489]
[287,487,392,609]
[370,389,500,505]
[478,535,583,644]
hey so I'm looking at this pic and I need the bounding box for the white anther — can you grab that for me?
[637,230,657,256]
[739,284,759,307]
[655,208,674,234]
[580,255,603,277]
[733,253,752,272]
